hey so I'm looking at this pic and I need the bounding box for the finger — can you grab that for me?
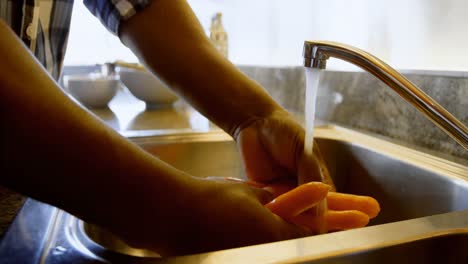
[298,143,336,190]
[265,182,330,217]
[291,210,369,233]
[298,147,335,191]
[327,192,381,219]
[297,151,323,184]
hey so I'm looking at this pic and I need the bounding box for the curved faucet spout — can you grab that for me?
[303,41,468,150]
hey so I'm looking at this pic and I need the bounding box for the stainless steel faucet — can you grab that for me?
[303,41,468,150]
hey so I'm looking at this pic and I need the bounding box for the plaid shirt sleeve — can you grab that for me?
[84,0,151,35]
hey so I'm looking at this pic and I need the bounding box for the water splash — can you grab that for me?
[304,67,328,234]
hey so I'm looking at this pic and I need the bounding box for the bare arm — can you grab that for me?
[0,19,304,255]
[119,0,284,138]
[0,19,193,250]
[0,17,202,214]
[119,0,332,186]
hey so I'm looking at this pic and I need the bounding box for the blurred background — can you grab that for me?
[64,0,468,71]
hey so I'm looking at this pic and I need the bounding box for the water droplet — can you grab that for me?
[52,246,67,255]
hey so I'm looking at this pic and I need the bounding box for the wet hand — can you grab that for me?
[113,176,310,257]
[236,110,334,187]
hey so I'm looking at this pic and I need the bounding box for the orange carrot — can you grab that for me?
[265,182,330,217]
[227,177,380,232]
[292,210,369,233]
[325,210,370,231]
[327,192,380,219]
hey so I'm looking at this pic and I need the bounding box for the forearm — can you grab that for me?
[119,0,283,137]
[0,20,192,234]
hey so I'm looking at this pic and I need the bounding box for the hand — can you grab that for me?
[235,111,380,234]
[236,110,335,188]
[109,176,309,257]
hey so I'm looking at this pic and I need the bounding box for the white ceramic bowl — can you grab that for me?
[64,74,119,108]
[118,69,178,109]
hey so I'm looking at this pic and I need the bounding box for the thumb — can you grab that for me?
[297,151,323,184]
[298,141,335,190]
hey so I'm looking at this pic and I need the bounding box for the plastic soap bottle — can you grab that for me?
[210,12,228,58]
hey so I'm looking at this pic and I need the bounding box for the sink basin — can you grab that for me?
[132,130,467,225]
[80,126,468,262]
[2,126,466,263]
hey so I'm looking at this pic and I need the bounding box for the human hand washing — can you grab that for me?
[234,110,380,233]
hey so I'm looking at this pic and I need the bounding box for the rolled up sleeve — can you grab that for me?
[84,0,151,35]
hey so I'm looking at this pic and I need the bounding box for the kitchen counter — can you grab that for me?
[91,88,219,133]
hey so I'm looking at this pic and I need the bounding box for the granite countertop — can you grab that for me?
[0,188,26,239]
[240,66,467,162]
[0,88,219,237]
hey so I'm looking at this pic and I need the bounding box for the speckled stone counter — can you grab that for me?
[239,66,467,163]
[0,187,25,239]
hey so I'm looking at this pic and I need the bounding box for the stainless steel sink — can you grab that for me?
[81,126,468,262]
[131,128,467,226]
[1,126,467,263]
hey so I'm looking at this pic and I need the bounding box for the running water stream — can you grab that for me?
[304,68,320,153]
[304,67,328,234]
